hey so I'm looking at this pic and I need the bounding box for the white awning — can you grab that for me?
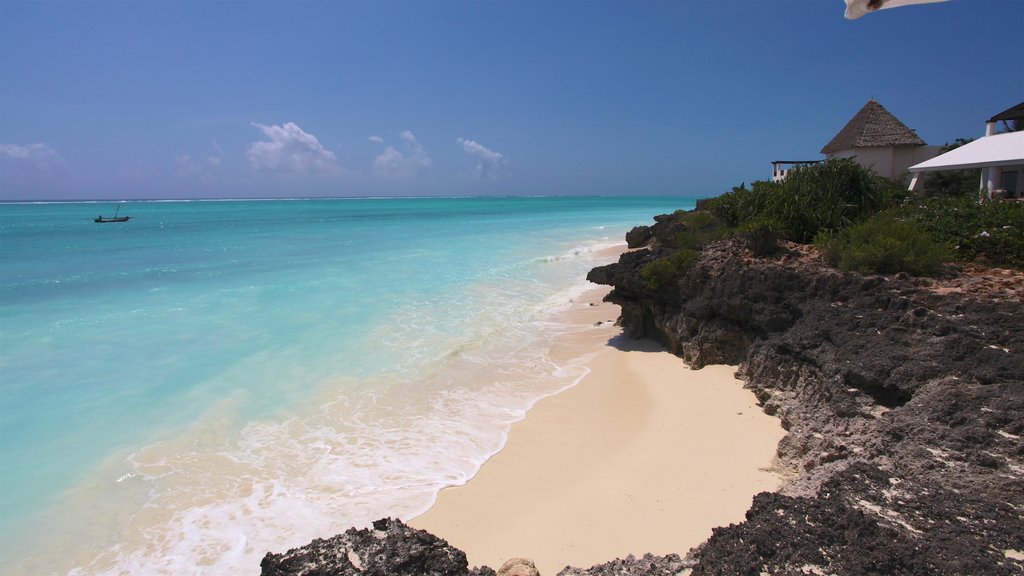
[909,131,1024,172]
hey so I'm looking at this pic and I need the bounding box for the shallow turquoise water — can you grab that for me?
[0,196,694,574]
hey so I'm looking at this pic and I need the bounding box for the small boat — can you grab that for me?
[95,204,131,223]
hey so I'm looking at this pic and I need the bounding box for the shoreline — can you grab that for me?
[410,283,785,575]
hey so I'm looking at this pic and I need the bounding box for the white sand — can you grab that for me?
[411,286,785,575]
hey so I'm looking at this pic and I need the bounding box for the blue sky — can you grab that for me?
[1,0,1021,200]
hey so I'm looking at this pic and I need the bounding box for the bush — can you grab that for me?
[816,213,949,277]
[737,217,781,256]
[704,159,883,243]
[772,158,882,242]
[704,181,776,229]
[894,196,1024,269]
[639,248,700,290]
[674,211,729,250]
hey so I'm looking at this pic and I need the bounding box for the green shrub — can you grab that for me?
[877,175,915,210]
[815,213,948,277]
[640,259,676,290]
[894,196,1024,269]
[705,159,883,244]
[700,159,1021,272]
[772,158,882,242]
[674,211,729,250]
[704,181,777,229]
[737,217,781,256]
[639,248,700,290]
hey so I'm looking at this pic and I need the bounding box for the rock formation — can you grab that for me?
[259,518,496,576]
[587,213,1024,575]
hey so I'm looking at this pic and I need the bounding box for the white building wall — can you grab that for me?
[833,147,895,178]
[828,146,939,180]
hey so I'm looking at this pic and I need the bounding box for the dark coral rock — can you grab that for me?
[691,463,1024,575]
[260,518,487,576]
[690,487,927,576]
[625,225,653,249]
[590,235,1024,574]
[556,553,687,576]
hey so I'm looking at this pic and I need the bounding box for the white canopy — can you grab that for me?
[909,131,1024,172]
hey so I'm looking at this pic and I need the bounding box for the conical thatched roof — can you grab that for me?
[821,99,926,154]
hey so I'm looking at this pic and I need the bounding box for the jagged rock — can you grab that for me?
[259,518,495,576]
[498,557,540,576]
[690,463,1024,576]
[555,553,687,576]
[625,225,652,248]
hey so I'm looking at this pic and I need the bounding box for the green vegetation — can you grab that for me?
[892,196,1024,269]
[736,217,781,256]
[640,249,698,290]
[706,159,884,243]
[815,213,949,277]
[681,158,1023,279]
[639,210,728,289]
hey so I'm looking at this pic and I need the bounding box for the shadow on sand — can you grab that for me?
[605,333,667,354]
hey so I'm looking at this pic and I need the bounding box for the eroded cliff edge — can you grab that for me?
[585,216,1024,575]
[262,214,1024,576]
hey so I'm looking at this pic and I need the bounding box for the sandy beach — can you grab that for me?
[411,283,786,575]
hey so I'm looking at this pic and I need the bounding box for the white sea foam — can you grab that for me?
[14,286,603,575]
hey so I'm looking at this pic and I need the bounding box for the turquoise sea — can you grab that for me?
[0,196,695,574]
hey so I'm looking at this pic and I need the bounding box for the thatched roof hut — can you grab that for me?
[821,99,926,155]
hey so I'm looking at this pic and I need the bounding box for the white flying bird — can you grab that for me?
[844,0,949,19]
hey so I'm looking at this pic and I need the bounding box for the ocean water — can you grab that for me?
[0,196,695,574]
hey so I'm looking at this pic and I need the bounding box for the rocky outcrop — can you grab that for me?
[263,212,1023,575]
[260,518,496,576]
[555,553,687,576]
[588,212,1024,575]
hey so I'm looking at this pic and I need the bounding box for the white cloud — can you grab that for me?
[247,122,337,172]
[371,131,432,177]
[457,138,506,180]
[176,141,223,177]
[373,146,405,175]
[0,143,70,197]
[0,143,67,171]
[175,153,222,176]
